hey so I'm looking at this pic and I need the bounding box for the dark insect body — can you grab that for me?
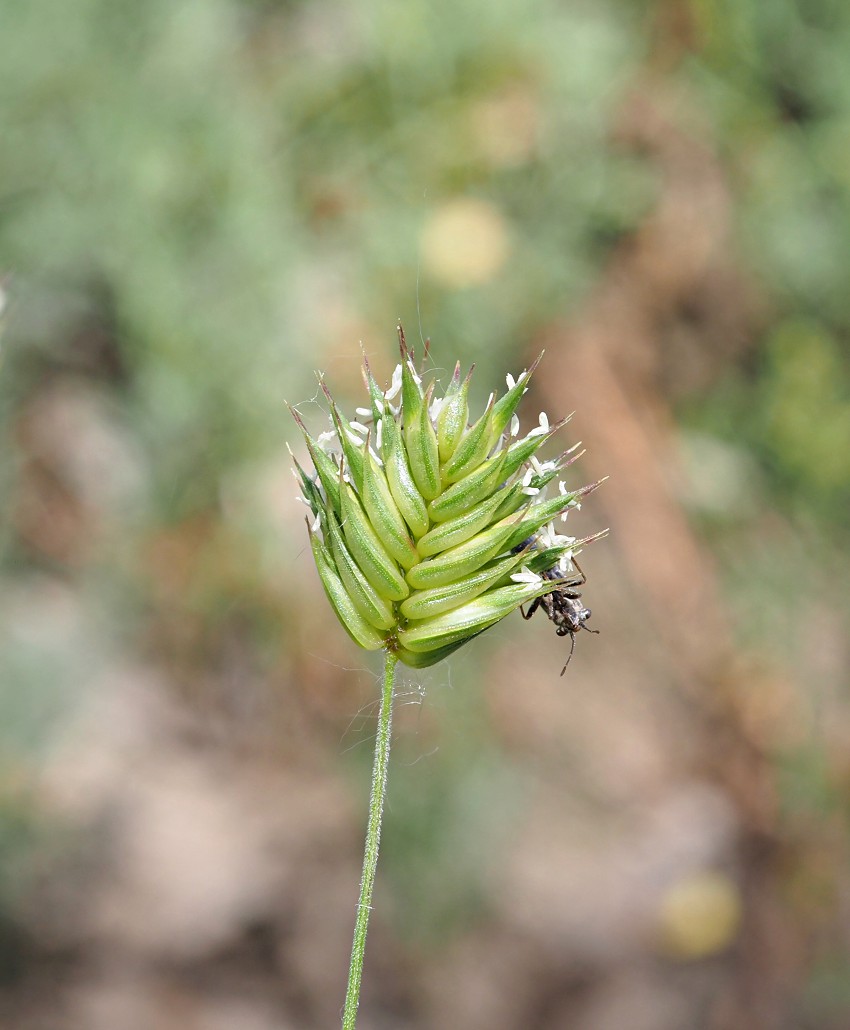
[521,559,598,675]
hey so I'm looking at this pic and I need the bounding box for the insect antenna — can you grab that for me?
[560,632,577,676]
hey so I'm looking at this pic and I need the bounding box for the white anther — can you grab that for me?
[384,365,403,402]
[511,568,542,585]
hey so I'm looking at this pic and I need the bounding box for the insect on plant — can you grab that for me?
[520,558,599,674]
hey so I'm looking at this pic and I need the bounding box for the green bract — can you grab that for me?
[291,330,603,668]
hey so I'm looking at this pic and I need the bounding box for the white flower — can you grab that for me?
[506,372,517,390]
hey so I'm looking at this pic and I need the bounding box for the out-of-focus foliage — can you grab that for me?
[686,0,850,524]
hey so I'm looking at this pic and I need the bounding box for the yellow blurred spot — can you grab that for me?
[657,870,741,960]
[420,198,510,289]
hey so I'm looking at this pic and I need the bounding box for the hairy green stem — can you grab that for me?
[342,649,399,1029]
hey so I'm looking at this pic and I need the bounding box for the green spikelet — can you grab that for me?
[290,329,604,668]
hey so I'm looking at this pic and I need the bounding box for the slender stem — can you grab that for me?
[342,649,399,1029]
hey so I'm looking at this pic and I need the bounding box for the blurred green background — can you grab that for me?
[2,0,850,1027]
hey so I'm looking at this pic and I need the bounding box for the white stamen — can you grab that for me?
[526,411,550,439]
[506,372,516,390]
[521,469,540,495]
[510,414,520,437]
[538,522,555,548]
[384,364,403,402]
[511,568,542,584]
[540,521,574,549]
[355,407,372,418]
[376,419,383,451]
[349,421,369,436]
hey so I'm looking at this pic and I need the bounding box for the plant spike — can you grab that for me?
[290,330,604,669]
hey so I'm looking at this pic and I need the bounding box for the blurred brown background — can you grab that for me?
[2,1,850,1027]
